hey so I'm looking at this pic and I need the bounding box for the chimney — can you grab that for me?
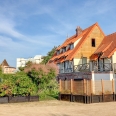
[75,26,82,36]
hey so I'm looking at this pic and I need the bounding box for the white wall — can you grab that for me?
[92,71,114,81]
[112,51,116,63]
[16,55,43,70]
[73,58,82,65]
[73,58,90,65]
[74,37,82,47]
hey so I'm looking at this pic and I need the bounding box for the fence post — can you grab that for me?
[90,79,93,103]
[83,79,86,103]
[101,79,104,102]
[71,79,73,102]
[59,79,62,100]
[112,79,115,101]
[86,79,90,104]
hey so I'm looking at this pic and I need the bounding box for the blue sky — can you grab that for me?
[0,0,116,67]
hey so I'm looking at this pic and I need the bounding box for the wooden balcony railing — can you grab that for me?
[59,63,116,74]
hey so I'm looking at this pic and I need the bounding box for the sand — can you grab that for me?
[0,100,116,116]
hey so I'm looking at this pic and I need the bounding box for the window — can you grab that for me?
[63,47,66,53]
[60,48,63,53]
[91,39,95,47]
[82,57,87,64]
[70,43,74,50]
[66,45,70,51]
[57,50,60,55]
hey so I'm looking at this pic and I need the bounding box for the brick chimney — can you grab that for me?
[75,26,82,36]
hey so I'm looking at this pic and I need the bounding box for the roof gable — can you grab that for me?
[50,22,105,62]
[93,32,116,58]
[66,22,105,60]
[1,59,9,66]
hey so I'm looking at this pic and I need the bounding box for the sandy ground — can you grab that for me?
[0,100,116,116]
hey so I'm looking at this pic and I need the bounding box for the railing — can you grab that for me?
[59,68,73,74]
[74,63,90,72]
[92,63,113,72]
[59,63,116,74]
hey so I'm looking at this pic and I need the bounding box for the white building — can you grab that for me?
[16,55,43,70]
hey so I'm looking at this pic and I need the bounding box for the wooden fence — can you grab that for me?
[59,79,115,103]
[0,96,39,104]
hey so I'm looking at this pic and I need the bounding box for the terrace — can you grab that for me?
[59,63,116,74]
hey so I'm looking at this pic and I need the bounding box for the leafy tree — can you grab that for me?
[18,67,24,71]
[42,46,57,64]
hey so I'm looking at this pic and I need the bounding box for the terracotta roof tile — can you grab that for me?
[66,23,102,60]
[93,32,116,58]
[50,22,105,63]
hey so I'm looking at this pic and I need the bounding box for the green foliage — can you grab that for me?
[18,67,24,71]
[0,67,2,73]
[25,61,33,67]
[27,66,59,100]
[0,72,38,97]
[42,46,57,64]
[0,58,58,100]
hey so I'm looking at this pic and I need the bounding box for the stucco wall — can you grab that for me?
[112,51,116,63]
[74,37,82,47]
[73,58,82,65]
[73,58,90,65]
[92,71,114,81]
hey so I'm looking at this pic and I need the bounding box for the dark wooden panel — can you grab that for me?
[0,97,8,103]
[60,94,71,101]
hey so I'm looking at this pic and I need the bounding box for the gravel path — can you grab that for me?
[0,100,116,116]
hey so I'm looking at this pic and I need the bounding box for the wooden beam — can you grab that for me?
[59,79,62,93]
[71,79,73,93]
[83,79,86,95]
[101,79,104,94]
[112,79,114,93]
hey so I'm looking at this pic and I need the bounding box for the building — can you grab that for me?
[49,22,116,103]
[16,55,43,69]
[0,59,16,74]
[49,22,105,74]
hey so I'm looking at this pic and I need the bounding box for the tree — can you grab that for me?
[18,67,24,71]
[42,46,57,64]
[25,63,58,99]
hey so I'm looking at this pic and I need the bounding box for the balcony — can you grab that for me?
[59,63,116,74]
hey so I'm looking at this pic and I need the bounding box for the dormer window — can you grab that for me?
[70,43,74,50]
[57,50,60,55]
[60,48,63,53]
[63,47,66,53]
[66,45,70,51]
[91,38,95,47]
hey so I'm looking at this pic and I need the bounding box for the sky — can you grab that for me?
[0,0,116,67]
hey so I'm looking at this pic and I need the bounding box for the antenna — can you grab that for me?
[67,33,68,38]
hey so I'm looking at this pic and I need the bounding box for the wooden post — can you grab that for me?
[59,79,62,100]
[71,79,73,102]
[83,79,86,103]
[112,79,115,101]
[86,79,88,103]
[90,79,93,103]
[101,79,104,102]
[71,79,73,93]
[59,79,62,93]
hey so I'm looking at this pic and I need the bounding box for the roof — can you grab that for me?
[50,22,105,63]
[93,32,116,58]
[1,59,9,66]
